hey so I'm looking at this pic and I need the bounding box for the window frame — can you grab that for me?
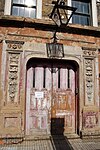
[67,0,98,27]
[72,0,92,26]
[4,0,42,19]
[11,0,37,18]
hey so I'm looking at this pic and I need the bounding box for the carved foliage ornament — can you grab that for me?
[8,53,20,102]
[85,59,94,103]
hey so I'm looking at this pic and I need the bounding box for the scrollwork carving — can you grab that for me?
[8,43,22,49]
[83,50,96,56]
[83,112,98,128]
[84,59,94,103]
[6,40,24,50]
[7,53,20,103]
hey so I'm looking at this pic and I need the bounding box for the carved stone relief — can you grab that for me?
[85,59,94,103]
[6,40,24,50]
[5,40,24,104]
[7,53,20,103]
[83,49,96,57]
[83,49,96,105]
[83,112,98,128]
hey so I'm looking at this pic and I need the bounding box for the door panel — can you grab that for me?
[60,68,68,89]
[26,59,77,135]
[35,67,43,90]
[51,89,75,134]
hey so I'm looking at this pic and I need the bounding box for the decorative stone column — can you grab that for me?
[0,40,24,139]
[5,41,24,104]
[81,47,100,138]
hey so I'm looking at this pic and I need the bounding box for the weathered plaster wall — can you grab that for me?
[0,16,99,138]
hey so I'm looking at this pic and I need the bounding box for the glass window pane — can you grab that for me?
[72,14,79,24]
[12,6,19,16]
[72,1,80,12]
[30,8,36,18]
[20,0,25,4]
[81,3,89,14]
[72,0,90,13]
[12,0,36,18]
[82,16,90,25]
[72,14,90,26]
[25,0,36,6]
[13,0,24,4]
[13,0,17,3]
[72,0,91,26]
[25,7,30,17]
[25,7,36,18]
[19,7,24,16]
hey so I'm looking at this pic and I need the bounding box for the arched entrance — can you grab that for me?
[26,58,79,136]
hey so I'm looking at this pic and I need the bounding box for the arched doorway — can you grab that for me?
[26,58,79,136]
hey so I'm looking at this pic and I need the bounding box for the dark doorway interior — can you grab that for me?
[51,118,73,149]
[51,118,64,135]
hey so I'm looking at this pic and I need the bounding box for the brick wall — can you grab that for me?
[0,0,4,15]
[42,0,53,18]
[42,0,68,18]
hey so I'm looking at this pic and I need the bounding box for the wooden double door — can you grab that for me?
[26,58,78,135]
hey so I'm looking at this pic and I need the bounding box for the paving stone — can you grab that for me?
[0,138,100,150]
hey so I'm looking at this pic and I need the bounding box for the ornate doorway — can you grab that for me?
[26,58,79,135]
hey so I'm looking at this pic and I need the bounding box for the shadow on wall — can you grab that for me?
[50,118,73,150]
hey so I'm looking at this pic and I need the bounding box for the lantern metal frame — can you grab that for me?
[47,0,77,59]
[49,0,77,27]
[46,30,64,59]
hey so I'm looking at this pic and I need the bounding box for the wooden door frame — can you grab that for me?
[25,58,79,135]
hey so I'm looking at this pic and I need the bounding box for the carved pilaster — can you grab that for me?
[5,41,24,104]
[7,53,20,103]
[83,48,96,105]
[85,59,94,104]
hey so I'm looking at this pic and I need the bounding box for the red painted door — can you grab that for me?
[26,59,77,135]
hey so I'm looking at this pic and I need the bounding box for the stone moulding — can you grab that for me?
[82,47,97,57]
[5,40,24,50]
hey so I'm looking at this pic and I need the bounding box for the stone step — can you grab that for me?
[24,135,51,141]
[64,133,80,139]
[25,133,80,141]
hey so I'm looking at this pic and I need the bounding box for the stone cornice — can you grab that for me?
[0,15,100,37]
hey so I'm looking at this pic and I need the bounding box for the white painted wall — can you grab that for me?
[37,0,42,19]
[92,0,98,27]
[4,0,12,15]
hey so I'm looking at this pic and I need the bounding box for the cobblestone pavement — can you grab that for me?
[69,139,100,150]
[0,137,100,150]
